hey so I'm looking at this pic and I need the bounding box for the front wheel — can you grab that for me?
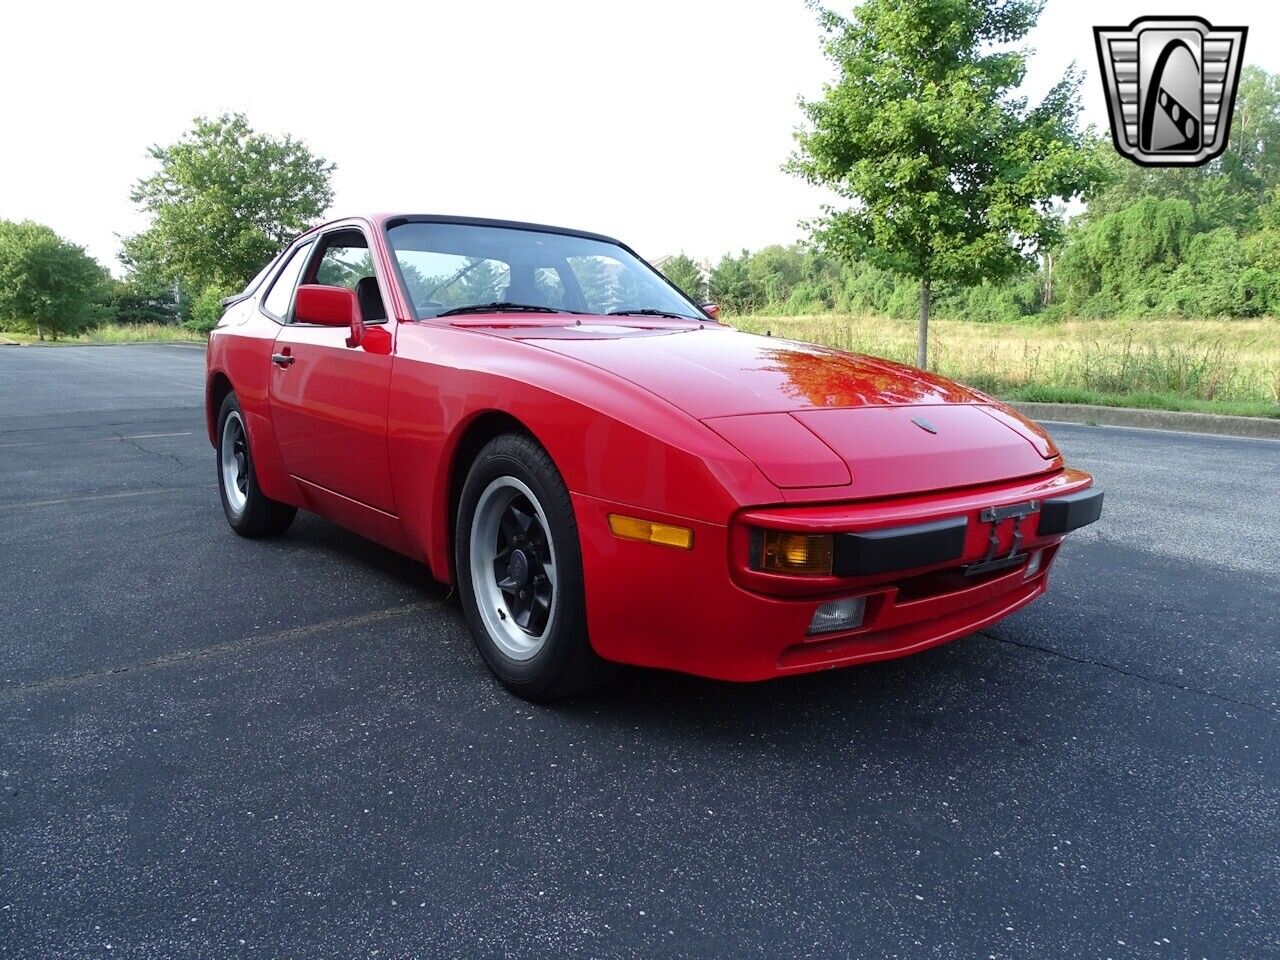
[455,433,614,700]
[216,392,296,538]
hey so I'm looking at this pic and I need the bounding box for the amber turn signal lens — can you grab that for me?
[608,514,694,550]
[760,530,834,575]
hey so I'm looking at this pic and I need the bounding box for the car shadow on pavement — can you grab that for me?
[277,512,450,600]
[550,640,1000,747]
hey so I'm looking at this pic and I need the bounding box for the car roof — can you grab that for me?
[325,213,626,247]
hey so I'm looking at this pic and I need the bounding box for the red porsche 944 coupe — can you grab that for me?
[206,214,1102,699]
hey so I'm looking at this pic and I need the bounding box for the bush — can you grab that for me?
[188,284,233,333]
[1236,267,1280,316]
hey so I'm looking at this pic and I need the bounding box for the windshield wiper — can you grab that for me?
[606,308,694,320]
[435,302,562,318]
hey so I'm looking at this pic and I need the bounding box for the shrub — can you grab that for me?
[188,284,233,333]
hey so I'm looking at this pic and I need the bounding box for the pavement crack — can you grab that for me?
[0,602,441,702]
[112,430,197,479]
[980,630,1278,719]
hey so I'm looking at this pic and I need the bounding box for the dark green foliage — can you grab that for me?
[659,253,705,302]
[0,220,109,339]
[1056,180,1280,319]
[105,278,179,326]
[709,251,764,314]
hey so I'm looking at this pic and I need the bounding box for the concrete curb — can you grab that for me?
[1010,401,1280,441]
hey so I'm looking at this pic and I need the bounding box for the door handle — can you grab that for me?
[271,353,295,367]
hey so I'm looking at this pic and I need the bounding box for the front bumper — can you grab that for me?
[572,469,1100,682]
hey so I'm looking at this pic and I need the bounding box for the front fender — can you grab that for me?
[387,323,779,582]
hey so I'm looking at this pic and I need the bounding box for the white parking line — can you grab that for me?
[0,488,186,510]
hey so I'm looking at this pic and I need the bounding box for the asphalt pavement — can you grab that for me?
[1,344,1277,959]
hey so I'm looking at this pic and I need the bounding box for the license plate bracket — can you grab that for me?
[971,499,1040,573]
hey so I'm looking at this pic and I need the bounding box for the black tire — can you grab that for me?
[216,392,296,538]
[455,433,615,700]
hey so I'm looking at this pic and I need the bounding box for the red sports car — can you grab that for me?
[206,214,1102,699]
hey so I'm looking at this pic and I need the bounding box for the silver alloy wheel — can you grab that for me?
[469,475,558,661]
[220,410,249,516]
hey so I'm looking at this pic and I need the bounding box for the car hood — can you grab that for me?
[460,319,1060,496]
[471,320,988,417]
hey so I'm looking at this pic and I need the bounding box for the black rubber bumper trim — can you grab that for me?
[1038,488,1104,535]
[833,516,969,577]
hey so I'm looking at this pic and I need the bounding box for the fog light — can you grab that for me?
[758,530,834,575]
[1024,549,1043,579]
[807,596,866,636]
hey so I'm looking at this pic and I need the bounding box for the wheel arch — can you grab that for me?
[441,409,543,584]
[206,371,234,445]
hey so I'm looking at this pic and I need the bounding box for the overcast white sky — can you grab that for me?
[0,1,1273,273]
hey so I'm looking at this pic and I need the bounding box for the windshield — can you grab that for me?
[385,221,703,320]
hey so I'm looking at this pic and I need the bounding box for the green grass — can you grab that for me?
[731,312,1280,419]
[999,384,1280,418]
[0,323,204,345]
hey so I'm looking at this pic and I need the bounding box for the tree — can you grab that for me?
[0,220,107,340]
[1225,66,1280,199]
[1084,67,1280,231]
[709,251,764,314]
[125,113,334,294]
[659,253,706,301]
[104,276,179,326]
[788,0,1100,367]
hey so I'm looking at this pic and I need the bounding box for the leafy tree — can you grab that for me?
[1086,66,1280,232]
[1057,196,1194,315]
[745,246,804,306]
[105,277,179,326]
[788,0,1101,366]
[125,113,334,294]
[0,220,108,340]
[1224,66,1280,199]
[659,253,706,302]
[709,251,765,313]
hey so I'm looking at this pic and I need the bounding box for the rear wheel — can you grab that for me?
[216,392,296,538]
[455,433,614,700]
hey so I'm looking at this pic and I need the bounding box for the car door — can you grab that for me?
[268,225,398,514]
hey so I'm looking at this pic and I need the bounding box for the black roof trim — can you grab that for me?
[384,214,623,247]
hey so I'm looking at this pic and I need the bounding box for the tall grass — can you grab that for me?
[75,323,204,344]
[0,323,204,344]
[730,313,1280,416]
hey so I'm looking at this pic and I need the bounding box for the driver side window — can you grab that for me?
[315,241,374,290]
[308,229,388,323]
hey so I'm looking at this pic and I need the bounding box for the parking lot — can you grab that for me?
[2,343,1277,959]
